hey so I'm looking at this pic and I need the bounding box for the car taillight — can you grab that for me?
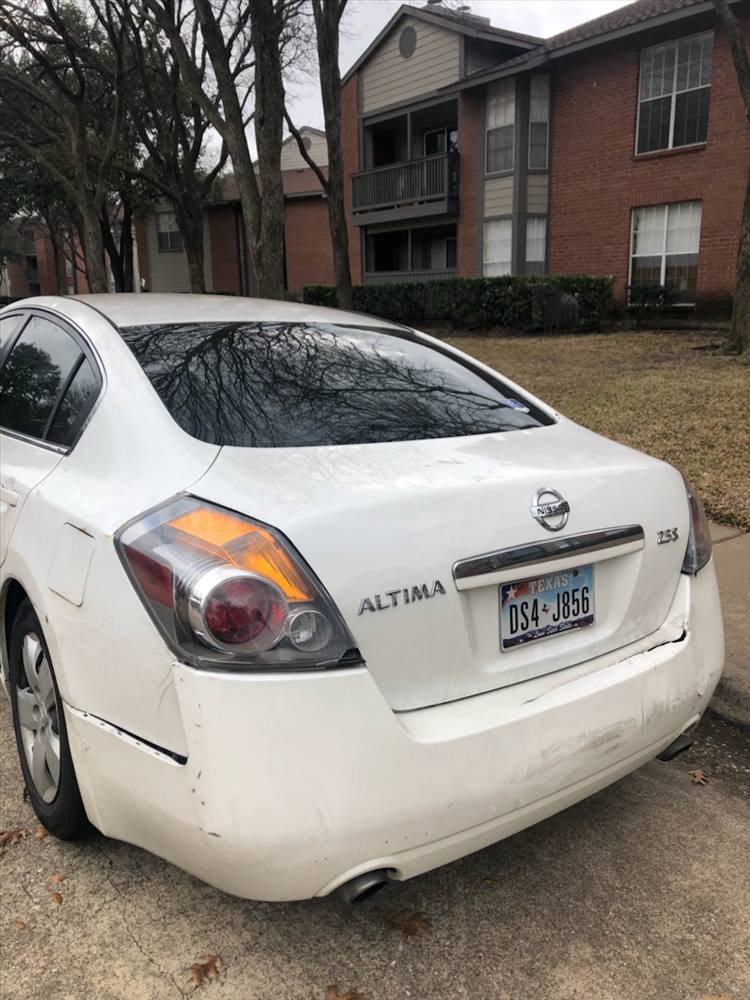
[681,477,712,575]
[116,495,360,670]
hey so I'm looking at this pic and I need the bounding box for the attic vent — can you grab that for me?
[399,25,417,58]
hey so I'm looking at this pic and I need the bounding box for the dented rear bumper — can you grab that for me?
[65,563,723,901]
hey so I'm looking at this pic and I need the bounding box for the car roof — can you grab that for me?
[54,293,400,331]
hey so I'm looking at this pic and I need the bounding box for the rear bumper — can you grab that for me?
[65,565,723,901]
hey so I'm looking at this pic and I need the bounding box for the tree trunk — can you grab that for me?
[250,0,287,300]
[81,205,108,293]
[315,0,352,310]
[728,167,750,353]
[120,198,134,293]
[175,203,207,293]
[45,220,68,295]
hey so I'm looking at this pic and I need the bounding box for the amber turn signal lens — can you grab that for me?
[169,506,312,602]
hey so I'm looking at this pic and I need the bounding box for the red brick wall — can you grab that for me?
[341,73,362,284]
[285,196,335,293]
[549,13,750,304]
[207,204,242,295]
[457,89,483,277]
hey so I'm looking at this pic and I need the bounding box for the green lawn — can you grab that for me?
[447,330,750,529]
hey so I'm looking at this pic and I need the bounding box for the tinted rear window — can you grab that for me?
[119,322,551,447]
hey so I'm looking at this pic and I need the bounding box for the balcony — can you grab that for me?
[351,152,459,226]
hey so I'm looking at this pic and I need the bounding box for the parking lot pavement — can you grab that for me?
[710,524,750,726]
[1,700,748,1000]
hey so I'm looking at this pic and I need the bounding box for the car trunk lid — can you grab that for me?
[190,419,689,711]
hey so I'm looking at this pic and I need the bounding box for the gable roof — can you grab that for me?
[458,0,732,87]
[341,3,541,85]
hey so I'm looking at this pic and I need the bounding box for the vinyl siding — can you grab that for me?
[280,130,328,170]
[146,210,213,292]
[483,174,514,216]
[361,17,460,113]
[527,174,549,214]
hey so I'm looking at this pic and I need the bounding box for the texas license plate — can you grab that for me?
[500,565,594,650]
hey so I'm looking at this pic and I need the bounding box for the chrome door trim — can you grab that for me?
[452,524,645,582]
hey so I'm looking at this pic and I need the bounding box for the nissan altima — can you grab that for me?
[0,294,723,902]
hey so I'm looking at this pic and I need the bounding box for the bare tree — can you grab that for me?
[0,1,127,293]
[109,1,228,292]
[285,0,351,309]
[143,0,300,300]
[714,0,750,353]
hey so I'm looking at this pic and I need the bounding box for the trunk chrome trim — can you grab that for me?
[453,525,645,582]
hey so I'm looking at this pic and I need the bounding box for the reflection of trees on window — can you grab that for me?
[121,322,547,447]
[46,360,98,446]
[0,343,61,438]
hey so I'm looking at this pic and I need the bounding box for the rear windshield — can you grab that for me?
[119,322,552,448]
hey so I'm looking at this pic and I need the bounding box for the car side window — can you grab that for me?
[0,314,99,448]
[0,313,26,361]
[46,358,99,446]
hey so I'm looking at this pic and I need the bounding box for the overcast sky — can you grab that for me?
[285,0,634,129]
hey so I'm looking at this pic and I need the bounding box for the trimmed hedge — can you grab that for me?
[303,275,614,332]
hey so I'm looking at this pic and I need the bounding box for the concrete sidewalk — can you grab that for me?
[710,522,750,726]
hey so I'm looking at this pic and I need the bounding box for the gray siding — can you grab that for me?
[280,130,328,170]
[146,210,213,292]
[484,175,514,216]
[527,174,549,214]
[361,16,460,113]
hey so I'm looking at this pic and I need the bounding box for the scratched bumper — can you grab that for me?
[65,565,723,901]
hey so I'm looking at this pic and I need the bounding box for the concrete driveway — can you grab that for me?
[1,697,748,1000]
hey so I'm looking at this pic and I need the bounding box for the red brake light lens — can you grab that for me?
[116,496,358,670]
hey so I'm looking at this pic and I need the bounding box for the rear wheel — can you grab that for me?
[9,599,89,839]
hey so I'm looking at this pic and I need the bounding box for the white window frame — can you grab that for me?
[485,79,515,175]
[525,217,547,275]
[628,201,702,305]
[528,76,550,171]
[483,218,513,276]
[635,31,713,155]
[156,210,182,253]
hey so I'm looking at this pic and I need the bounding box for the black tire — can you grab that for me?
[9,598,89,839]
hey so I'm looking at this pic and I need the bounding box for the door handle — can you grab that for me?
[0,482,19,506]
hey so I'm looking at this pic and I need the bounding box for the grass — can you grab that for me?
[446,330,750,529]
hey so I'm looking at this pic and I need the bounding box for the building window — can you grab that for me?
[423,128,458,156]
[528,76,550,170]
[630,201,702,303]
[525,218,546,275]
[486,79,515,173]
[483,219,512,276]
[637,33,712,154]
[156,211,182,252]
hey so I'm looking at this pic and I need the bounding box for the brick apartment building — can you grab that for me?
[341,0,749,308]
[135,127,335,296]
[3,127,334,299]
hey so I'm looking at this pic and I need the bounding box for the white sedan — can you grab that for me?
[0,294,723,902]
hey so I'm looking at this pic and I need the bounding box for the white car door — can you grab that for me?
[0,310,101,564]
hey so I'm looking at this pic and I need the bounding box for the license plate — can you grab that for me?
[500,565,594,650]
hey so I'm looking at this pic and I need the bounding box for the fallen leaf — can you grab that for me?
[14,919,27,930]
[690,769,709,785]
[190,954,221,989]
[34,827,48,841]
[325,986,364,1000]
[50,892,63,905]
[0,827,28,847]
[386,911,431,938]
[49,872,64,885]
[22,787,30,802]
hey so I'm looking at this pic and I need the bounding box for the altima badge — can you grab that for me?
[358,581,446,615]
[531,488,570,532]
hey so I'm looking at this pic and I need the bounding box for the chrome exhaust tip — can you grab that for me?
[335,869,391,905]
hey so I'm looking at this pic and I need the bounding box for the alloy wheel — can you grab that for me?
[15,632,61,803]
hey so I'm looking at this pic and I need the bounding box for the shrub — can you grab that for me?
[626,284,677,326]
[303,275,613,332]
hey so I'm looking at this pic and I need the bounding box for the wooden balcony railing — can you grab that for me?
[352,152,459,215]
